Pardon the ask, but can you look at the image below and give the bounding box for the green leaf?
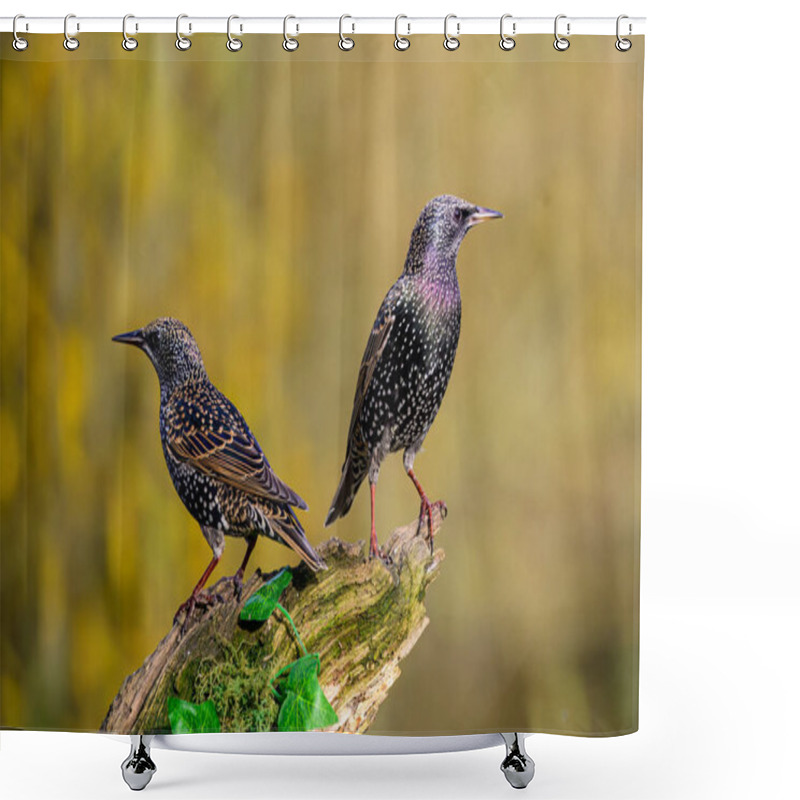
[239,569,293,622]
[276,653,338,732]
[167,697,221,734]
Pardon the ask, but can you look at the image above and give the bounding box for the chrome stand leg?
[500,733,535,789]
[121,735,156,791]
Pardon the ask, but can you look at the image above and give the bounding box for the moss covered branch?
[100,507,446,734]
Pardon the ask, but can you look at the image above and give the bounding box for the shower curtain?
[0,31,643,737]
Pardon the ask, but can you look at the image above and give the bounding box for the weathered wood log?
[100,506,446,734]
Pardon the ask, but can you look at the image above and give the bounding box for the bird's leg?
[173,553,221,629]
[369,480,379,559]
[232,537,257,600]
[405,466,446,553]
[366,480,393,566]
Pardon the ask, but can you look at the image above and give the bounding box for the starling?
[113,317,325,624]
[325,195,502,558]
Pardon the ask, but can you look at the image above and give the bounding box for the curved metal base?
[145,731,502,756]
[500,733,535,789]
[116,731,533,789]
[121,735,157,791]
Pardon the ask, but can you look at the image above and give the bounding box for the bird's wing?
[325,283,402,525]
[345,292,397,447]
[164,384,308,510]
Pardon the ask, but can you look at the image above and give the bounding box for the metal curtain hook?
[283,15,299,51]
[499,14,515,51]
[339,14,354,50]
[227,15,243,51]
[443,14,460,51]
[176,14,191,51]
[122,14,138,51]
[394,14,410,50]
[12,14,29,51]
[553,14,570,51]
[615,14,632,51]
[63,13,79,51]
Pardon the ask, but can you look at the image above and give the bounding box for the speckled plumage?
[113,317,324,622]
[325,195,502,556]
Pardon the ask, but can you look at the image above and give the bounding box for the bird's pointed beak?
[467,206,503,227]
[112,329,145,347]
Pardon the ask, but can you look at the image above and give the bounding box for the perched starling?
[113,317,324,624]
[325,195,502,558]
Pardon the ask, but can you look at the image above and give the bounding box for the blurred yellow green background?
[1,34,642,735]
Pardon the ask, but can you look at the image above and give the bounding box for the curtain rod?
[1,16,646,37]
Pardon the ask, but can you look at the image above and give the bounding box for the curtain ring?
[443,14,460,51]
[394,14,410,51]
[122,14,138,51]
[339,14,355,50]
[615,14,632,51]
[499,14,515,51]
[553,14,570,51]
[227,15,243,51]
[63,13,80,51]
[176,14,191,51]
[12,14,29,51]
[283,15,299,51]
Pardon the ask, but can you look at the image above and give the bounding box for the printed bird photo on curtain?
[0,33,643,737]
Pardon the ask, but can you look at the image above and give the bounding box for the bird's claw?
[173,590,222,632]
[214,572,245,601]
[416,499,446,547]
[368,544,393,567]
[174,601,194,633]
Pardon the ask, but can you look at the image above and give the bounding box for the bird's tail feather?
[324,456,365,527]
[271,506,327,572]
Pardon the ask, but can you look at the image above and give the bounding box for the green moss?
[177,639,282,732]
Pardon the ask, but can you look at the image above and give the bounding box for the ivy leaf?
[276,654,338,732]
[240,569,292,622]
[167,697,220,734]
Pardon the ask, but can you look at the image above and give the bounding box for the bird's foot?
[173,590,223,632]
[368,542,394,567]
[416,498,447,551]
[216,571,245,601]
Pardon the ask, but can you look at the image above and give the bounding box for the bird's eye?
[453,208,465,223]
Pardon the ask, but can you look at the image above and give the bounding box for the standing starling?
[113,317,324,624]
[325,195,502,558]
